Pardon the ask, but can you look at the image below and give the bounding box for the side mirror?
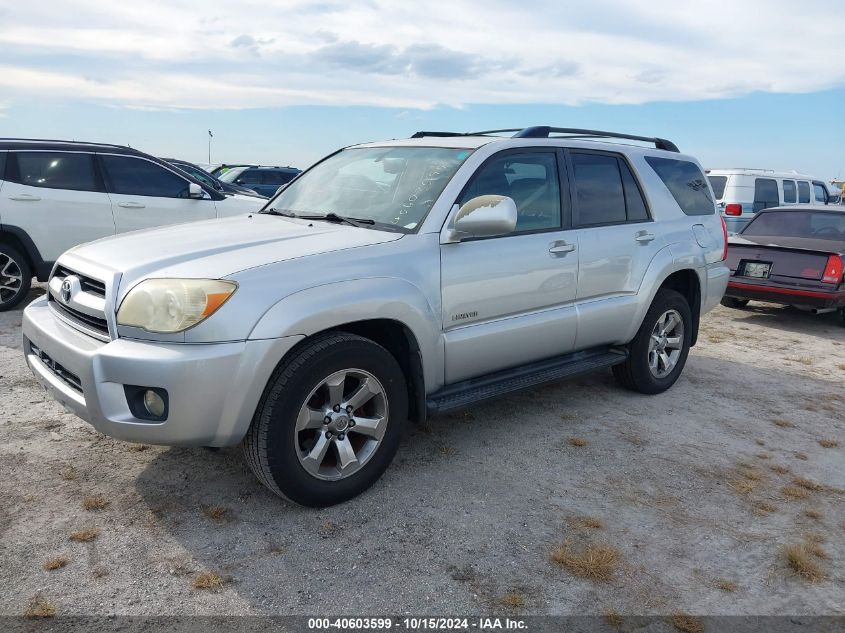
[446,195,517,242]
[188,183,205,199]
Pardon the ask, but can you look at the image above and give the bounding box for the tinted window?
[237,169,263,185]
[708,175,727,199]
[753,178,779,213]
[173,162,218,189]
[645,157,714,216]
[797,181,811,203]
[15,152,97,192]
[743,210,845,241]
[813,182,828,203]
[783,180,797,204]
[263,170,296,185]
[0,152,6,180]
[572,152,626,225]
[101,155,190,198]
[619,160,649,221]
[460,152,561,232]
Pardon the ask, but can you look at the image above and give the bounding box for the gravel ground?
[1,286,843,617]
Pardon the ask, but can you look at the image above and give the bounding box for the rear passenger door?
[99,154,218,233]
[440,148,579,383]
[1,151,115,262]
[567,150,660,350]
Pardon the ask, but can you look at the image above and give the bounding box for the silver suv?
[22,127,729,506]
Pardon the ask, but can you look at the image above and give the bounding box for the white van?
[706,168,834,233]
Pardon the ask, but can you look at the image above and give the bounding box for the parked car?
[707,168,833,234]
[0,139,267,310]
[217,165,301,197]
[21,126,728,506]
[722,205,845,322]
[162,158,267,199]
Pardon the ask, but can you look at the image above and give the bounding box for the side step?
[426,347,628,416]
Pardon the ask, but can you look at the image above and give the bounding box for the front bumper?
[726,280,845,309]
[22,296,303,446]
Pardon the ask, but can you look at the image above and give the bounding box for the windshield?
[742,210,845,241]
[265,146,473,231]
[218,167,248,184]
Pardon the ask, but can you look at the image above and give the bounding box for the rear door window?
[14,151,98,192]
[262,170,296,186]
[753,178,779,212]
[797,181,811,203]
[237,169,263,185]
[782,180,797,204]
[0,152,6,180]
[645,156,714,216]
[571,152,626,225]
[707,175,727,199]
[101,155,190,198]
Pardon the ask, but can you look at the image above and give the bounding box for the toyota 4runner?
[22,127,729,506]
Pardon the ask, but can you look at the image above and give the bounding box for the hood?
[63,214,404,284]
[729,234,845,254]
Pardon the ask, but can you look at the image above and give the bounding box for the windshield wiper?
[261,209,406,231]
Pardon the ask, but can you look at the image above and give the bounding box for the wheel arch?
[657,269,702,346]
[0,225,51,280]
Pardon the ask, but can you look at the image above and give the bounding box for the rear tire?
[613,289,692,395]
[720,297,749,309]
[0,244,32,312]
[243,332,407,507]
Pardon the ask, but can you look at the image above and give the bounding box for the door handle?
[9,194,41,202]
[548,241,576,255]
[635,232,656,243]
[118,201,145,209]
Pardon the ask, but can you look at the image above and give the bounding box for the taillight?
[720,215,728,261]
[821,255,844,284]
[724,204,742,216]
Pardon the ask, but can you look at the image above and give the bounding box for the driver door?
[440,149,579,383]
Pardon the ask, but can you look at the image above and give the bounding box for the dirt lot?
[1,286,843,617]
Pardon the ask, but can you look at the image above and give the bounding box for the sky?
[1,0,843,178]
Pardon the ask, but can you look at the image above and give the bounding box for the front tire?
[243,332,407,507]
[613,289,692,394]
[720,296,749,309]
[0,244,32,312]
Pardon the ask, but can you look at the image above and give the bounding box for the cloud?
[0,0,843,110]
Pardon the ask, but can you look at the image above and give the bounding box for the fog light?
[143,390,166,418]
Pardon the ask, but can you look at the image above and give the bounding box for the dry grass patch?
[573,516,604,530]
[837,363,845,371]
[127,443,149,452]
[752,501,777,516]
[755,452,770,460]
[728,479,757,495]
[772,419,795,428]
[715,578,737,592]
[818,438,839,448]
[82,494,110,511]
[192,571,226,590]
[24,594,55,619]
[782,485,810,500]
[671,613,704,633]
[804,509,823,520]
[499,591,525,609]
[69,527,99,542]
[793,478,824,492]
[202,505,229,521]
[794,452,808,461]
[59,465,77,481]
[550,541,620,582]
[92,566,110,578]
[804,531,826,544]
[770,464,790,475]
[787,356,813,366]
[783,544,825,582]
[603,609,623,627]
[43,556,68,571]
[568,437,587,447]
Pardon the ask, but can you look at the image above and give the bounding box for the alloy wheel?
[648,309,684,378]
[0,253,23,305]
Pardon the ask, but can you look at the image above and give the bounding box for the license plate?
[742,261,771,278]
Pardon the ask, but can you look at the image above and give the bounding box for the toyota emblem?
[60,279,72,303]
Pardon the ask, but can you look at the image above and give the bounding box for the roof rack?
[410,126,679,152]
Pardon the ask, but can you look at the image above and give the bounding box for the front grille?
[54,266,106,298]
[50,300,110,337]
[49,266,110,339]
[30,343,83,393]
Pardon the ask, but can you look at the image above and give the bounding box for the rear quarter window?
[753,178,780,212]
[645,157,715,216]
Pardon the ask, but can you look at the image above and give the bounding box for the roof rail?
[411,127,679,152]
[0,137,135,151]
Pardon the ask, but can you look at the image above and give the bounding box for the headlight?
[116,279,237,333]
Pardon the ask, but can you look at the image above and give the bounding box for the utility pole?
[208,129,213,164]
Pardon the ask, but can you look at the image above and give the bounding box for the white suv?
[0,139,267,310]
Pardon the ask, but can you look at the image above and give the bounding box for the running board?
[426,347,628,416]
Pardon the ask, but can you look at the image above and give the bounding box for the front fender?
[248,277,444,390]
